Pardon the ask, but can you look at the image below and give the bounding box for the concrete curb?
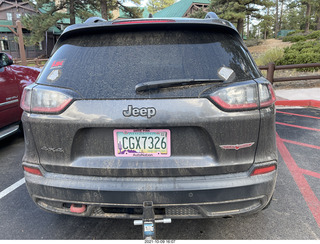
[275,100,320,108]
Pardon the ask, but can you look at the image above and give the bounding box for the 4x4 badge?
[123,105,156,119]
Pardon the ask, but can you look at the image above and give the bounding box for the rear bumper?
[23,161,277,219]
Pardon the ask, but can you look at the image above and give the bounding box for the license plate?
[114,129,171,157]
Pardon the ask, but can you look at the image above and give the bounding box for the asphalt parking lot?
[0,107,319,240]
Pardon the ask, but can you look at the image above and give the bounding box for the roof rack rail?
[205,12,219,19]
[84,17,107,24]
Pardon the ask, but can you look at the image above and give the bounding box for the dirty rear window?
[38,29,260,99]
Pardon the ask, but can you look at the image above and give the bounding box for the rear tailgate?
[28,22,262,177]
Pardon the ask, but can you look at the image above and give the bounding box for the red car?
[0,52,40,139]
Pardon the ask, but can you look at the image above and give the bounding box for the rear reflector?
[112,20,176,25]
[250,165,276,176]
[23,166,43,176]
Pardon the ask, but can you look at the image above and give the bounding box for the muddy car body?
[21,15,277,220]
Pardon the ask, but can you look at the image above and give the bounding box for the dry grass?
[248,39,320,89]
[248,39,292,60]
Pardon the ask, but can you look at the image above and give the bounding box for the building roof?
[48,25,63,35]
[153,0,210,18]
[0,20,14,33]
[58,16,84,25]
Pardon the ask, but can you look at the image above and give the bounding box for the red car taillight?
[20,86,32,112]
[210,82,276,111]
[21,86,73,114]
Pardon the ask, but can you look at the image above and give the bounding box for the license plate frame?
[113,129,171,157]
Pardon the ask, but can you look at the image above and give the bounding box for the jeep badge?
[123,105,156,119]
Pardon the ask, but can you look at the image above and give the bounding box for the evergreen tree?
[93,0,142,20]
[209,0,274,36]
[259,7,274,39]
[188,8,207,19]
[147,0,176,14]
[22,0,142,46]
[315,1,320,30]
[22,1,67,46]
[302,0,312,32]
[281,1,304,30]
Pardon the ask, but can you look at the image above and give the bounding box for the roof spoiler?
[205,12,238,32]
[205,12,219,19]
[84,17,106,24]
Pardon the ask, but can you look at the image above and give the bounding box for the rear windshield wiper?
[135,78,224,92]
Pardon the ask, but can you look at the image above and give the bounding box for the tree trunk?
[247,15,250,39]
[237,18,244,37]
[100,0,108,20]
[70,0,75,25]
[264,7,270,40]
[305,2,311,33]
[279,0,284,31]
[275,0,279,38]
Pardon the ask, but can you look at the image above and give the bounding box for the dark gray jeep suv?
[21,14,277,226]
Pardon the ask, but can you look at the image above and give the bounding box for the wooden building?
[153,0,209,18]
[0,0,59,59]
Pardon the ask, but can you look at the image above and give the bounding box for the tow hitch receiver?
[134,201,171,240]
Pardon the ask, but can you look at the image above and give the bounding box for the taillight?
[21,85,74,114]
[112,20,176,25]
[210,83,259,111]
[250,165,276,176]
[259,83,276,108]
[209,82,276,111]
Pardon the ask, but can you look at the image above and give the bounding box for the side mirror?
[0,52,14,68]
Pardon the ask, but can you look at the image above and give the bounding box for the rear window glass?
[38,29,260,99]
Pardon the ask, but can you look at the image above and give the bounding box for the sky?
[122,0,149,7]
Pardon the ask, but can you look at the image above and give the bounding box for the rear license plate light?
[114,129,171,157]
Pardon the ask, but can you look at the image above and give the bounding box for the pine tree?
[209,0,274,36]
[147,0,176,14]
[22,0,143,46]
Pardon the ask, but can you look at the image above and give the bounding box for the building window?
[1,40,10,51]
[16,13,21,19]
[7,13,12,20]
